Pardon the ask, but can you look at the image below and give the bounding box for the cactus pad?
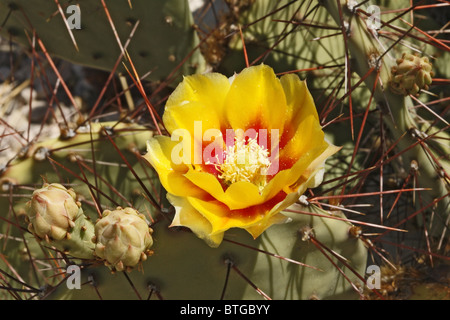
[0,0,206,83]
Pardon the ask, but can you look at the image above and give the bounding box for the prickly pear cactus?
[0,112,368,300]
[0,121,156,299]
[1,0,448,302]
[227,0,448,237]
[0,0,206,83]
[44,203,367,300]
[1,143,368,300]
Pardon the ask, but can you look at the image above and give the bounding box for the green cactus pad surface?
[0,121,157,299]
[45,203,368,300]
[0,0,206,84]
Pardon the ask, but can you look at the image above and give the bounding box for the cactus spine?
[322,1,449,236]
[0,0,206,83]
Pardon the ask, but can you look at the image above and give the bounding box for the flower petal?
[163,72,231,135]
[186,191,288,237]
[260,144,328,203]
[280,74,319,140]
[244,212,290,239]
[183,169,265,210]
[261,132,339,202]
[286,143,342,193]
[224,64,287,132]
[144,136,205,198]
[279,115,327,171]
[167,193,223,247]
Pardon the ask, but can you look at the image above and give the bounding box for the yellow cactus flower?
[144,64,340,247]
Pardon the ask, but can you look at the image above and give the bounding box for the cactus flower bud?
[27,183,81,241]
[93,207,153,272]
[390,53,434,96]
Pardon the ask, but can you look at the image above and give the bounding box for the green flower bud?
[27,183,81,241]
[93,207,153,272]
[390,53,434,96]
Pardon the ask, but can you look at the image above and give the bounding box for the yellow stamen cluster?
[217,134,271,191]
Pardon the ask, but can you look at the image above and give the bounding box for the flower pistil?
[217,133,271,193]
